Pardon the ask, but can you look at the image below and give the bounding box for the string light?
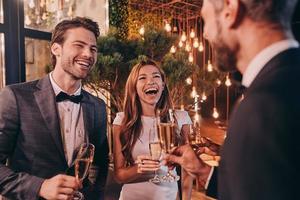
[181,32,187,42]
[212,88,219,119]
[216,79,222,86]
[201,92,207,101]
[213,107,219,119]
[165,22,172,32]
[186,77,192,85]
[178,41,183,48]
[190,29,196,38]
[170,45,176,53]
[139,25,145,35]
[191,86,197,98]
[188,53,194,63]
[185,43,191,52]
[207,60,213,72]
[29,0,35,8]
[193,38,199,48]
[25,15,32,25]
[67,6,73,17]
[225,75,232,87]
[198,42,204,52]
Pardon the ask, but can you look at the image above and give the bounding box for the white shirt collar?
[49,72,82,96]
[242,39,299,87]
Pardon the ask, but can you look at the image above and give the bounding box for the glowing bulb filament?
[225,76,232,87]
[139,26,145,35]
[207,60,213,72]
[198,42,204,52]
[213,108,219,119]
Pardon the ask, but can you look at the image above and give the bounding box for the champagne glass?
[157,109,180,182]
[188,120,205,151]
[73,143,95,200]
[149,127,162,183]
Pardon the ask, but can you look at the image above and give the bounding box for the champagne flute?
[157,109,180,182]
[188,121,205,151]
[149,127,162,183]
[73,143,95,200]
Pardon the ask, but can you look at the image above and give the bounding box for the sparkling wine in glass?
[73,143,95,200]
[157,109,180,182]
[149,141,162,183]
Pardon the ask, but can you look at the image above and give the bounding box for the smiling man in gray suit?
[0,17,109,200]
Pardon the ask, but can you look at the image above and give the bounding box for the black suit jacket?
[0,75,109,200]
[215,48,300,199]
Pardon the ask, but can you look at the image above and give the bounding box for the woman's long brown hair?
[120,59,173,166]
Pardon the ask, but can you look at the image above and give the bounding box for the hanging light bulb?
[185,43,191,52]
[164,22,172,32]
[216,79,222,86]
[198,42,204,52]
[40,0,45,7]
[181,32,187,42]
[67,6,73,17]
[178,41,183,48]
[191,86,197,98]
[190,29,196,38]
[186,77,192,85]
[212,107,219,119]
[170,45,176,54]
[173,26,178,32]
[201,92,207,101]
[188,53,194,63]
[193,38,199,48]
[42,12,47,20]
[36,16,42,25]
[25,15,32,25]
[139,25,145,35]
[207,60,213,72]
[29,0,35,8]
[225,75,232,87]
[56,10,63,21]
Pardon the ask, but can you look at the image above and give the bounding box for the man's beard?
[211,20,238,72]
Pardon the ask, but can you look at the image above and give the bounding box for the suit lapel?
[34,75,67,163]
[81,92,95,143]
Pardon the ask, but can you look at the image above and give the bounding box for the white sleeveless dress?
[113,110,192,200]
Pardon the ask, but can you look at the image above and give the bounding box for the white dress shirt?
[49,73,85,166]
[242,39,299,87]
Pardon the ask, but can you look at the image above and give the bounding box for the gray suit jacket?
[0,75,109,200]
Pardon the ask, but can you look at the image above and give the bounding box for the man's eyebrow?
[73,40,97,48]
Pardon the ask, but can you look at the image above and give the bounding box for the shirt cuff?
[205,166,214,190]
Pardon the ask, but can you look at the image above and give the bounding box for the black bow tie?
[56,91,83,104]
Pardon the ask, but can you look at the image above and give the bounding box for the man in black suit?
[166,0,300,199]
[0,17,109,199]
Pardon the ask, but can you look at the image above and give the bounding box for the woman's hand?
[135,155,160,174]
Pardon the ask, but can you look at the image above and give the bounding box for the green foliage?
[161,50,195,106]
[128,7,167,39]
[136,25,177,61]
[109,0,129,40]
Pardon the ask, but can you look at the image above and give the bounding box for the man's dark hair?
[210,0,298,29]
[50,17,100,66]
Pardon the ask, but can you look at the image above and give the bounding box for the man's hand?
[196,137,220,156]
[164,144,211,178]
[39,174,81,200]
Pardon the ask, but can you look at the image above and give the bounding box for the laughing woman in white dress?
[113,59,193,200]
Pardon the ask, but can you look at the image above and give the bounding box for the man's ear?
[51,43,61,57]
[222,0,242,28]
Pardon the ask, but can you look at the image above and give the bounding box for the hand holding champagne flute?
[73,143,95,200]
